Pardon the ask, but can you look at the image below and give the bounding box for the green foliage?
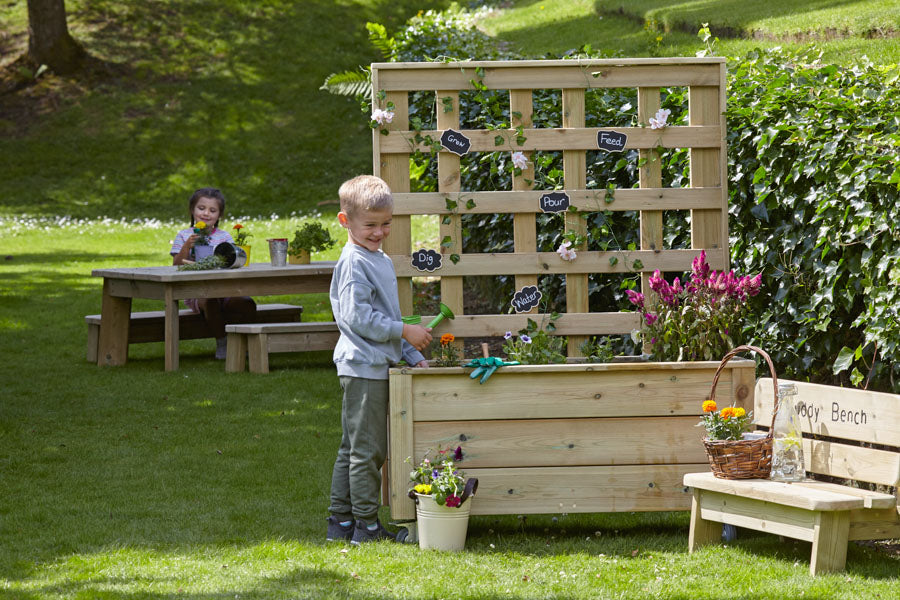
[502,316,567,365]
[580,336,617,363]
[289,221,337,254]
[177,254,226,270]
[319,68,372,97]
[726,47,900,390]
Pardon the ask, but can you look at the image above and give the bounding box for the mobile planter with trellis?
[373,58,756,520]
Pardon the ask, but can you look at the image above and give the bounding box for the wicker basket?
[702,345,779,479]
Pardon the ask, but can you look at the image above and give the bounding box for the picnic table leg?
[809,511,850,575]
[97,279,131,366]
[164,289,180,371]
[688,489,721,552]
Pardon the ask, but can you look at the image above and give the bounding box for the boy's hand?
[402,323,432,351]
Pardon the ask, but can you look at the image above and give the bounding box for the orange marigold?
[720,406,736,420]
[702,400,717,413]
[440,333,455,346]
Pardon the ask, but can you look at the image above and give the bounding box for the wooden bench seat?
[86,303,303,362]
[225,321,339,373]
[685,378,900,575]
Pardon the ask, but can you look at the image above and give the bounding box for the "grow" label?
[441,129,471,156]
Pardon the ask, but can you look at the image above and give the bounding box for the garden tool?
[402,302,456,328]
[462,356,519,384]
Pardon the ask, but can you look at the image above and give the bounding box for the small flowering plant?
[699,399,753,441]
[626,250,762,361]
[193,221,212,245]
[432,333,461,367]
[232,223,251,246]
[502,316,567,365]
[408,447,468,507]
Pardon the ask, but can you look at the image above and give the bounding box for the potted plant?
[231,223,252,264]
[288,221,336,264]
[407,447,477,551]
[191,221,215,260]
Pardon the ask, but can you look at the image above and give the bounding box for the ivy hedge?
[342,7,900,391]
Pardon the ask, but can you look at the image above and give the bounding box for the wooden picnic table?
[92,262,336,371]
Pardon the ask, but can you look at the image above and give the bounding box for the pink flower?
[445,495,462,508]
[625,289,644,307]
[556,240,577,261]
[649,108,671,129]
[511,151,528,170]
[645,313,658,326]
[371,108,394,125]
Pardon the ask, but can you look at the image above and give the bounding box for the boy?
[326,175,432,544]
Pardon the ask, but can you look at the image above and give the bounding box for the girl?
[171,187,257,359]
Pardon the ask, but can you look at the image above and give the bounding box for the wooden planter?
[388,358,756,520]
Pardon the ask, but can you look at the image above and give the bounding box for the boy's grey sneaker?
[326,516,354,542]
[350,519,396,544]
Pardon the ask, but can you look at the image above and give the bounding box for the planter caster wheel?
[722,524,737,542]
[391,520,417,544]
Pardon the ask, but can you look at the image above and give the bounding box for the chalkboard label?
[411,248,442,272]
[511,285,542,313]
[440,129,471,156]
[597,130,627,153]
[539,191,570,213]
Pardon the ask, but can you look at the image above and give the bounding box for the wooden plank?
[389,371,416,520]
[247,333,269,374]
[753,378,900,447]
[638,86,663,316]
[391,248,728,277]
[790,479,896,510]
[392,187,724,215]
[848,507,900,541]
[414,416,708,468]
[379,91,413,315]
[411,369,733,420]
[225,332,247,373]
[406,312,640,337]
[689,488,723,551]
[380,126,722,153]
[810,511,850,575]
[436,90,464,350]
[463,464,699,514]
[266,332,340,353]
[695,489,818,542]
[802,438,900,487]
[97,280,132,366]
[730,357,756,414]
[689,85,727,258]
[511,89,538,312]
[563,88,588,356]
[373,60,725,91]
[227,322,338,335]
[163,289,179,372]
[684,472,865,511]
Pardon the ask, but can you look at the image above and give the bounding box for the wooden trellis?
[372,58,728,355]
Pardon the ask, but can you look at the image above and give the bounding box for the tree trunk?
[27,0,85,74]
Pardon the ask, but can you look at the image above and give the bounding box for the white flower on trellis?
[556,240,577,261]
[511,151,528,170]
[649,108,671,130]
[371,108,394,126]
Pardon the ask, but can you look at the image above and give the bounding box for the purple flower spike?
[454,446,463,461]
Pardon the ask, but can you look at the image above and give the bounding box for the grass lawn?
[1,0,899,597]
[479,0,900,64]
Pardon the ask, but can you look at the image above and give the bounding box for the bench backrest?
[753,378,900,489]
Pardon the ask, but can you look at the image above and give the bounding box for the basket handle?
[708,345,779,434]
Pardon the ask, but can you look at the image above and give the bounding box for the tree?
[27,0,85,74]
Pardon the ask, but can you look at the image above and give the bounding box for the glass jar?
[770,382,805,482]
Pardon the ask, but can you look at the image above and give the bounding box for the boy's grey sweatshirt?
[330,243,425,380]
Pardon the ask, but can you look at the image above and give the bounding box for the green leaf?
[832,346,855,374]
[440,236,453,248]
[449,253,460,264]
[319,69,371,97]
[752,165,767,184]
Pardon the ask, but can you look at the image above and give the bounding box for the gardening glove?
[462,356,519,384]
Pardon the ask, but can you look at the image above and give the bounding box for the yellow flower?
[733,407,746,418]
[702,400,717,413]
[720,406,736,420]
[414,483,432,494]
[195,221,207,230]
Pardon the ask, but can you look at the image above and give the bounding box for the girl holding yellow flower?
[170,187,257,359]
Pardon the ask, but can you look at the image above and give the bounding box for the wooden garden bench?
[85,303,302,362]
[684,378,900,575]
[224,321,339,373]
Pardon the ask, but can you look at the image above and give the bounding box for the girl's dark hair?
[188,187,226,227]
